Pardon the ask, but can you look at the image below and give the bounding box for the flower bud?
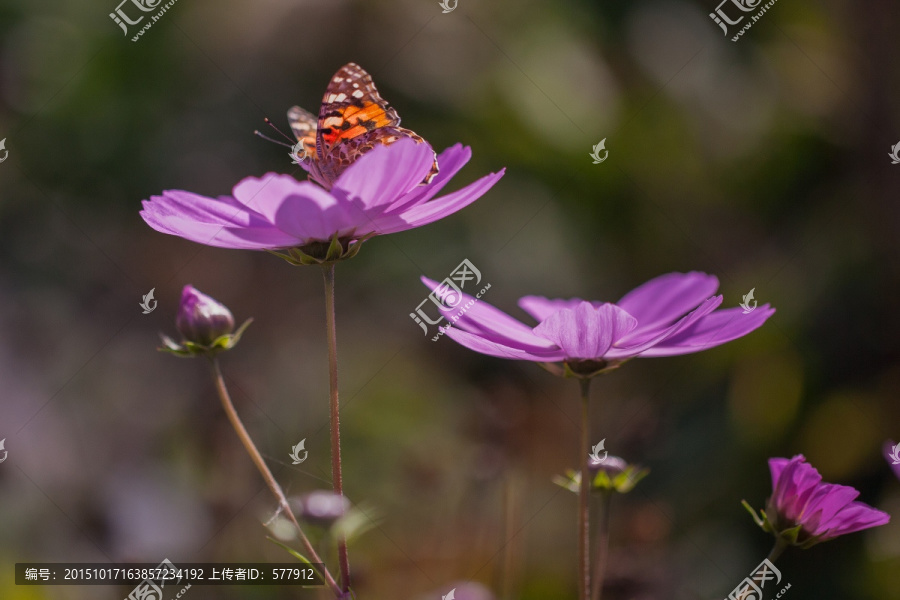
[588,455,628,475]
[290,491,350,527]
[176,285,235,346]
[554,455,648,495]
[160,285,251,358]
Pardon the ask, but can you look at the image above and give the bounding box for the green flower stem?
[590,490,612,600]
[767,537,789,563]
[578,378,592,600]
[322,263,351,593]
[210,358,342,597]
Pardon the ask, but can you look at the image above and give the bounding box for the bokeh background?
[1,0,899,598]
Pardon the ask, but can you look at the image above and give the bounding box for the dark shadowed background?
[1,0,899,598]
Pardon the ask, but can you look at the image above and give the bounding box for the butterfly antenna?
[268,117,298,144]
[253,128,293,148]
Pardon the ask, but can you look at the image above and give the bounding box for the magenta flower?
[423,271,773,376]
[744,455,890,549]
[141,139,504,263]
[885,440,900,480]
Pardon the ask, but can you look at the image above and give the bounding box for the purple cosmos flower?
[140,139,504,262]
[422,271,773,376]
[746,454,890,548]
[885,440,900,480]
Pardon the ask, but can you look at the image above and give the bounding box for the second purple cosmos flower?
[424,271,774,374]
[423,270,774,600]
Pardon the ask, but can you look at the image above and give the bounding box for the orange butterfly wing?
[314,63,438,183]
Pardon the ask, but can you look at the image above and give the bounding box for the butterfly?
[285,63,439,188]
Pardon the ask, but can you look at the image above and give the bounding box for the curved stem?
[578,378,592,600]
[766,537,789,563]
[322,264,351,593]
[209,358,342,597]
[590,491,611,600]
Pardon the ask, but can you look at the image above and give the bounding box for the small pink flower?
[746,454,890,548]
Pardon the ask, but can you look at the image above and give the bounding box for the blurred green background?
[1,0,899,598]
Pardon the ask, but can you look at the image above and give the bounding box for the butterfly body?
[288,63,438,188]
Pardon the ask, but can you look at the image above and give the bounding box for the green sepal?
[266,249,306,266]
[267,232,376,267]
[742,502,813,548]
[781,524,805,546]
[157,318,253,358]
[331,504,381,545]
[553,465,648,494]
[606,466,649,493]
[741,500,767,529]
[552,470,579,493]
[324,233,344,262]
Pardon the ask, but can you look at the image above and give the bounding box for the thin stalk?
[590,490,612,600]
[322,263,351,593]
[210,358,341,597]
[766,537,789,563]
[500,475,521,600]
[578,378,592,600]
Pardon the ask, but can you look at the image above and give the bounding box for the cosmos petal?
[617,271,720,331]
[370,169,505,235]
[533,302,637,360]
[332,139,435,211]
[420,277,557,351]
[444,328,567,362]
